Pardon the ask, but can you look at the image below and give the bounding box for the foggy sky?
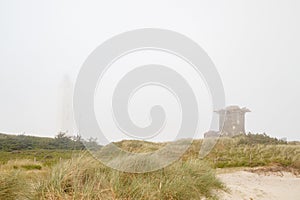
[0,0,299,141]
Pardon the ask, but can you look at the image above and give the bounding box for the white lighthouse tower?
[57,75,75,134]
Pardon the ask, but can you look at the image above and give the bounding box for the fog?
[0,0,299,141]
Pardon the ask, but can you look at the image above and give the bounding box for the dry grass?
[0,160,49,200]
[0,159,42,171]
[113,138,300,170]
[0,136,299,200]
[205,139,300,170]
[0,170,25,200]
[33,153,224,200]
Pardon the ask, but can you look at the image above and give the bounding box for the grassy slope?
[0,135,299,200]
[34,155,224,200]
[0,150,79,166]
[115,136,300,170]
[0,154,225,200]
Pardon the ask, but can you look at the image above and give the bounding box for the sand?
[217,170,300,200]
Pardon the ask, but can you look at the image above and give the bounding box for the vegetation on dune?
[33,154,224,200]
[0,154,225,200]
[0,133,299,199]
[0,159,50,200]
[182,135,298,170]
[236,133,288,145]
[208,141,300,169]
[0,170,25,200]
[206,134,299,169]
[114,134,300,171]
[0,149,78,166]
[113,140,166,153]
[0,132,101,152]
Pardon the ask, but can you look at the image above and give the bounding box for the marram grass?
[33,154,225,200]
[1,135,299,200]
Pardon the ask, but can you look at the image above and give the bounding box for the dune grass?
[204,137,300,169]
[115,137,300,170]
[0,159,50,200]
[0,134,299,199]
[0,159,42,171]
[0,152,225,200]
[0,170,25,200]
[33,154,224,200]
[0,150,77,166]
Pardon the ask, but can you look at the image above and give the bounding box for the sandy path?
[217,170,300,200]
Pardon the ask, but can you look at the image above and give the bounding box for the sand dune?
[217,170,300,200]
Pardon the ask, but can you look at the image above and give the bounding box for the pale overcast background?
[0,0,299,141]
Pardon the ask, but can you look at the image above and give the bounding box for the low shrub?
[21,164,42,170]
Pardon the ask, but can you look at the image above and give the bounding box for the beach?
[217,169,300,200]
